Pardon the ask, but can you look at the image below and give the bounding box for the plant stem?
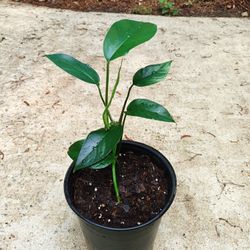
[98,85,106,107]
[122,113,127,128]
[112,145,121,203]
[102,59,123,124]
[108,59,123,108]
[119,84,133,124]
[104,61,110,129]
[98,85,113,122]
[105,61,110,105]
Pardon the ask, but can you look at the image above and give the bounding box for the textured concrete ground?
[0,1,250,249]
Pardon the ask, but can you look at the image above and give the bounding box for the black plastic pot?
[64,140,177,250]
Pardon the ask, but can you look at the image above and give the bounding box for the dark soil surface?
[15,0,249,17]
[72,149,169,228]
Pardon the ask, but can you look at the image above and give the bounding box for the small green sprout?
[159,0,180,16]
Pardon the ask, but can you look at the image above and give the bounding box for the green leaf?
[172,9,179,16]
[126,99,175,122]
[67,139,84,160]
[74,125,123,172]
[103,19,157,61]
[133,61,172,87]
[45,53,100,85]
[90,153,114,170]
[167,2,173,8]
[68,140,114,170]
[162,8,169,15]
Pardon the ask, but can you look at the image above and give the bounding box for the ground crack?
[184,153,202,162]
[0,37,6,43]
[0,150,4,160]
[219,218,244,232]
[216,173,245,197]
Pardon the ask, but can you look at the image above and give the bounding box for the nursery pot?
[64,140,177,250]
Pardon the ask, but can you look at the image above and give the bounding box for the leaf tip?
[163,60,172,67]
[170,116,176,123]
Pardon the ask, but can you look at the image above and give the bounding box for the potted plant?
[46,19,176,250]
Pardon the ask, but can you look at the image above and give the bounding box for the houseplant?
[46,19,176,250]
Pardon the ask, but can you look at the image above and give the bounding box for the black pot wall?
[79,218,160,250]
[64,140,177,250]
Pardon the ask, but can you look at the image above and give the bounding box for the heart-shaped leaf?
[74,125,123,172]
[46,53,100,85]
[67,139,84,160]
[126,99,175,122]
[133,61,172,87]
[103,19,157,61]
[90,153,114,170]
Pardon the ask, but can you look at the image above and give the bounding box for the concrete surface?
[0,1,250,249]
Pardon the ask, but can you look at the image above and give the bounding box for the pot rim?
[64,140,177,232]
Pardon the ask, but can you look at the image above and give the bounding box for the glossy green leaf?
[90,153,114,170]
[68,140,114,170]
[133,61,172,87]
[126,99,175,122]
[74,125,123,172]
[45,53,100,85]
[67,139,84,160]
[103,19,157,61]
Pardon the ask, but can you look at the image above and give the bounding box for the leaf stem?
[103,61,110,128]
[102,59,123,124]
[108,59,123,108]
[122,113,127,128]
[105,61,110,105]
[98,85,113,122]
[112,145,121,203]
[98,85,106,106]
[119,84,133,124]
